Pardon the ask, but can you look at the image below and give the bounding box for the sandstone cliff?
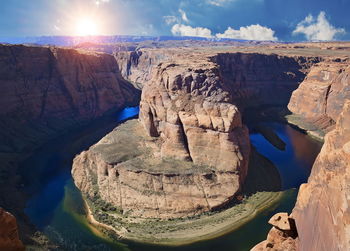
[0,44,140,246]
[73,120,249,218]
[0,44,140,153]
[0,208,25,251]
[292,100,350,251]
[114,49,170,88]
[288,58,350,132]
[212,53,319,108]
[253,55,350,251]
[73,53,252,218]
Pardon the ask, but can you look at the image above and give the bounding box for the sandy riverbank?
[83,191,283,246]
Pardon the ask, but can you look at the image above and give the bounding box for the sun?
[75,17,99,36]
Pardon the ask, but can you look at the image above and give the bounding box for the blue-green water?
[23,108,322,251]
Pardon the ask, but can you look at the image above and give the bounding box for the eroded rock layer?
[139,58,250,173]
[114,49,171,88]
[73,120,247,218]
[292,101,350,251]
[0,208,24,251]
[213,53,319,107]
[288,58,350,132]
[0,44,140,153]
[253,54,350,251]
[0,44,140,246]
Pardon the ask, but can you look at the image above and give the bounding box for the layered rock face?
[292,100,350,251]
[0,44,140,245]
[288,59,350,131]
[73,54,251,218]
[139,58,251,183]
[0,208,24,251]
[0,44,139,153]
[114,49,170,88]
[212,53,319,108]
[254,56,350,251]
[73,120,247,218]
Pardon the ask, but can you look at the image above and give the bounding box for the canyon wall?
[114,49,170,88]
[288,58,350,131]
[253,57,350,251]
[0,44,140,153]
[292,100,350,251]
[0,44,140,245]
[212,53,319,108]
[290,61,350,251]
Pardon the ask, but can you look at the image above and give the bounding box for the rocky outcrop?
[292,100,350,251]
[251,213,298,251]
[0,208,25,251]
[73,120,249,218]
[73,54,252,218]
[288,58,350,132]
[139,57,251,190]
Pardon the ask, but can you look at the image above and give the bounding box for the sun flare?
[75,17,99,36]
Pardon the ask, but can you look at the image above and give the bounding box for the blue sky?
[0,0,349,41]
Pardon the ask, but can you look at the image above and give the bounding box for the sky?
[0,0,349,42]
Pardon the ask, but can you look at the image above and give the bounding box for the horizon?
[1,0,349,42]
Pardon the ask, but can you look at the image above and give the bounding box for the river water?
[23,107,322,251]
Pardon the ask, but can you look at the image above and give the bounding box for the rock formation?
[0,208,25,251]
[73,120,250,218]
[1,41,349,248]
[251,213,298,251]
[292,100,350,251]
[73,52,253,218]
[114,49,170,88]
[72,50,321,220]
[0,44,140,153]
[253,53,350,251]
[0,44,140,247]
[288,58,350,132]
[212,53,318,108]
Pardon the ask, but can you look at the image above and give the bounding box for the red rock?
[0,208,24,251]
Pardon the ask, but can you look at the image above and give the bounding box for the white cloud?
[293,11,345,41]
[179,9,189,23]
[163,16,178,25]
[95,0,110,5]
[171,22,278,41]
[216,24,278,41]
[171,24,212,38]
[206,0,233,6]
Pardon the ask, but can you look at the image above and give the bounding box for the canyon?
[0,44,140,247]
[0,41,349,250]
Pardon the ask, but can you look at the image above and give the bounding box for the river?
[22,107,322,251]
